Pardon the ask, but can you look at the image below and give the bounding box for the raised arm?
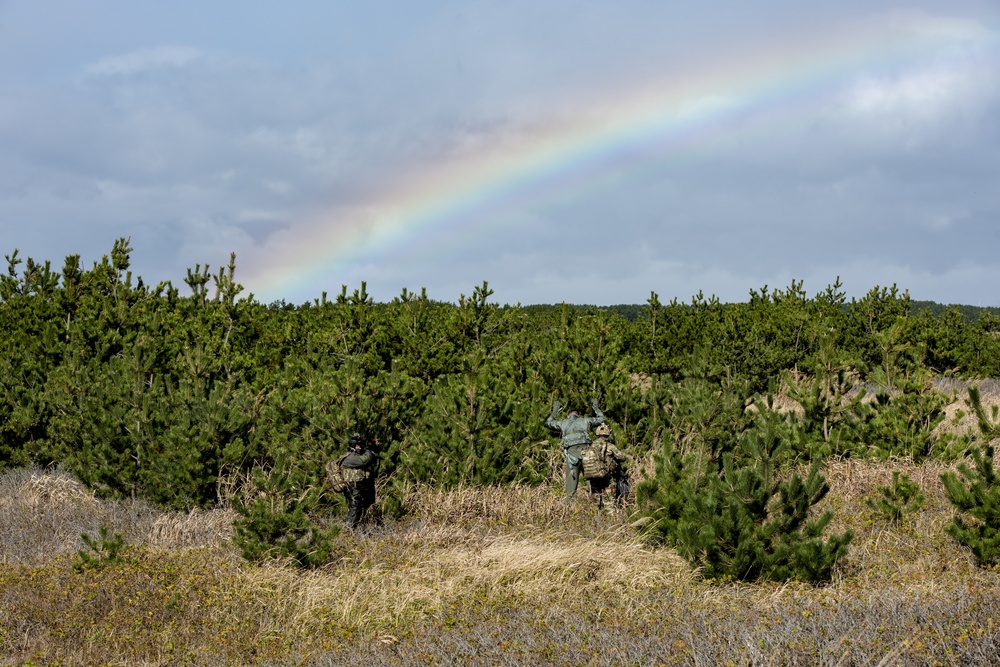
[587,398,607,426]
[545,400,563,431]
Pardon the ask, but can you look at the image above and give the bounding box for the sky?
[2,1,999,307]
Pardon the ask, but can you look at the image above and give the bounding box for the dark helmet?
[348,433,364,449]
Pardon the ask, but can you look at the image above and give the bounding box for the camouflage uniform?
[545,399,606,497]
[587,423,628,502]
[341,433,378,528]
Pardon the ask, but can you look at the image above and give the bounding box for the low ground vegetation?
[2,462,999,666]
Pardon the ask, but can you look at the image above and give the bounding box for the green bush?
[866,471,925,524]
[941,386,1000,567]
[231,451,338,568]
[637,399,852,582]
[72,524,129,572]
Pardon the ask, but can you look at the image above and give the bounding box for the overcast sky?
[2,1,998,306]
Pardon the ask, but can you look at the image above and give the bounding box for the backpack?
[580,443,611,480]
[325,454,350,492]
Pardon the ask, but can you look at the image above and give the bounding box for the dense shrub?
[637,402,853,582]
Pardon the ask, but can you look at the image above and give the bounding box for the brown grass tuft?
[148,507,237,550]
[15,468,100,509]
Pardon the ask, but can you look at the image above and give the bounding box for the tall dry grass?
[0,466,236,563]
[1,461,999,666]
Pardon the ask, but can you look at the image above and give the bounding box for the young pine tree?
[866,471,925,525]
[637,403,852,582]
[940,386,1000,567]
[231,450,337,568]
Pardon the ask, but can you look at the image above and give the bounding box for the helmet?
[348,433,364,448]
[595,424,611,436]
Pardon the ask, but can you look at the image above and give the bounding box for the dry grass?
[148,508,236,550]
[0,467,165,565]
[241,521,690,633]
[824,458,979,581]
[1,462,999,666]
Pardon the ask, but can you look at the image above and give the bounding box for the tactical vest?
[341,466,372,483]
[326,454,373,491]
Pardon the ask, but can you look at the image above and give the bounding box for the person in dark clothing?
[545,398,606,499]
[341,433,378,529]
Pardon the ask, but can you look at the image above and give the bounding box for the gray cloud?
[1,1,999,305]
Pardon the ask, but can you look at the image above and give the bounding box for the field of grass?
[1,459,999,666]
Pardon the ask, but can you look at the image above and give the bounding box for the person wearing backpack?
[340,433,379,529]
[586,422,629,507]
[545,398,607,501]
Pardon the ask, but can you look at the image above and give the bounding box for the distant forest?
[524,299,1000,323]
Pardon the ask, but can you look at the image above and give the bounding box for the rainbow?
[246,12,997,302]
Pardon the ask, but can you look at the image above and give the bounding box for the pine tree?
[940,386,1000,567]
[637,402,852,582]
[783,312,866,459]
[401,338,545,488]
[857,366,961,461]
[231,450,337,568]
[866,471,924,525]
[715,282,811,393]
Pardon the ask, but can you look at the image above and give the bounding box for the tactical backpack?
[325,454,350,492]
[580,443,611,480]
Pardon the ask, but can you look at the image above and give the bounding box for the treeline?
[910,300,1000,323]
[3,239,1000,577]
[527,300,1000,325]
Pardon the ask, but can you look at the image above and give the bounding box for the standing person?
[587,423,629,506]
[341,433,378,529]
[545,398,606,500]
